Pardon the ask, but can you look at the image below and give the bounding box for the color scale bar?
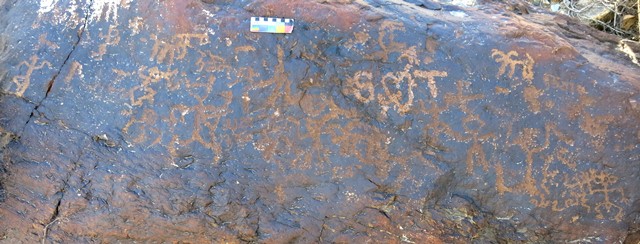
[250,17,294,34]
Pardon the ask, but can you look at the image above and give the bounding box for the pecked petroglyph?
[414,69,448,99]
[116,28,633,226]
[545,168,628,222]
[36,34,60,50]
[63,61,83,88]
[6,55,51,97]
[92,25,121,60]
[523,85,543,113]
[343,64,447,114]
[492,49,535,81]
[8,4,636,241]
[344,71,375,104]
[128,17,144,36]
[374,20,407,62]
[150,33,210,65]
[378,65,417,114]
[195,50,231,74]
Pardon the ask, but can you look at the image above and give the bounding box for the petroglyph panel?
[1,0,639,242]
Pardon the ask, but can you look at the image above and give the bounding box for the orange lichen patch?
[246,0,363,31]
[523,85,542,114]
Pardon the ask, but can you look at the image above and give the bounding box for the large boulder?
[0,0,639,242]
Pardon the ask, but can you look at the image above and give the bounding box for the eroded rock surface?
[0,0,639,242]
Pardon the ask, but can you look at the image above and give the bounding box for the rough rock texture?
[0,0,639,243]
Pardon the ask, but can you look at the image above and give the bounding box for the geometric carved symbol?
[345,71,375,103]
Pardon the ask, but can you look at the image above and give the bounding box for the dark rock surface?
[0,0,639,242]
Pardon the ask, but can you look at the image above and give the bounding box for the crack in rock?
[21,0,94,137]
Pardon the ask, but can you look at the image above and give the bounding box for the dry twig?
[42,218,69,244]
